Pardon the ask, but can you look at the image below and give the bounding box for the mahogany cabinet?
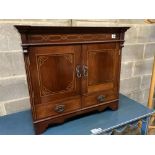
[16,26,129,134]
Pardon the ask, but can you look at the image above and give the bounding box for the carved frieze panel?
[28,33,120,44]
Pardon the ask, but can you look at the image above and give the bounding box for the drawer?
[36,98,81,119]
[82,91,118,108]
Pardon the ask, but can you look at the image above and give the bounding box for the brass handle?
[76,65,82,78]
[82,65,88,77]
[97,95,105,103]
[55,104,65,113]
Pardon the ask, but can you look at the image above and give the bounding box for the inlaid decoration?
[41,86,53,96]
[38,56,49,66]
[88,50,114,85]
[37,54,74,97]
[28,33,119,44]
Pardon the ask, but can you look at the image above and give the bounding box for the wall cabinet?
[16,26,129,134]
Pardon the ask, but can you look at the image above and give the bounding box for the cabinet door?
[27,45,81,105]
[82,43,120,96]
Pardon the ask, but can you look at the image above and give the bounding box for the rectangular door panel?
[82,43,120,95]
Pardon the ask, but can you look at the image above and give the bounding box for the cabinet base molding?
[34,100,118,134]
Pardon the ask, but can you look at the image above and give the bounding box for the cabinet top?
[15,26,130,34]
[15,26,130,48]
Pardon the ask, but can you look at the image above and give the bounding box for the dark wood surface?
[16,26,129,134]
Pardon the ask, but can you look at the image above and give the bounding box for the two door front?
[27,43,120,119]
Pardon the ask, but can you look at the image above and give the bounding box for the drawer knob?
[97,95,105,103]
[55,104,65,113]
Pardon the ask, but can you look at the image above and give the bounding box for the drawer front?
[82,91,118,108]
[36,98,81,119]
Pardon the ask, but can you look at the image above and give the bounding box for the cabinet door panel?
[82,43,120,95]
[28,45,81,104]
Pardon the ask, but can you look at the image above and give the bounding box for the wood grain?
[16,26,129,134]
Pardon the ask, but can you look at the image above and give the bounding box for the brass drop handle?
[97,95,105,103]
[55,104,65,113]
[76,65,88,78]
[76,65,82,78]
[82,65,88,77]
